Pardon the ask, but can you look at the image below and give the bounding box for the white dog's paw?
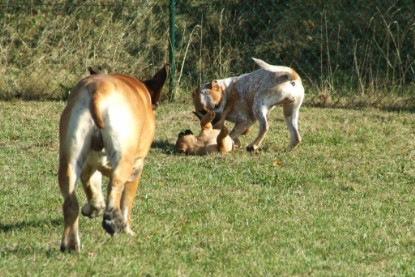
[246,144,259,152]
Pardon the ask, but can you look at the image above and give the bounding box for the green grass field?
[0,100,414,276]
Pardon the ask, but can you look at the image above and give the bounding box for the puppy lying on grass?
[175,110,235,155]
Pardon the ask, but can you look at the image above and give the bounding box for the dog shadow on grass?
[0,218,61,234]
[1,219,62,256]
[151,139,176,155]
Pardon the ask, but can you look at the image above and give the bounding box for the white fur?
[196,58,304,151]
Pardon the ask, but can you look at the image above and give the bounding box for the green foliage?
[0,1,169,100]
[174,0,414,98]
[0,1,414,108]
[1,101,414,275]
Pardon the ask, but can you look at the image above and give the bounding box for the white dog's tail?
[252,57,300,80]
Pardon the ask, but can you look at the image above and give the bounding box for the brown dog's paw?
[60,241,80,253]
[60,232,81,253]
[102,208,125,236]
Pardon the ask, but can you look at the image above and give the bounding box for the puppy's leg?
[283,98,302,150]
[200,110,215,131]
[58,160,81,252]
[247,104,270,151]
[80,165,105,218]
[217,126,230,153]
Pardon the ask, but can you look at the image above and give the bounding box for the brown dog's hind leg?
[120,159,144,235]
[58,162,81,252]
[120,179,140,235]
[102,156,138,236]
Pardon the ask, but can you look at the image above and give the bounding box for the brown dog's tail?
[88,91,105,151]
[89,92,105,129]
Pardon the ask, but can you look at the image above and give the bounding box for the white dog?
[192,58,304,151]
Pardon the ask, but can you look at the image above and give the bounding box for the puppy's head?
[175,129,197,155]
[192,80,224,125]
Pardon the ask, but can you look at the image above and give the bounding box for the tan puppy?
[193,57,304,151]
[58,64,169,252]
[175,111,234,155]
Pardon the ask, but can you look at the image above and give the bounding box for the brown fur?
[175,111,234,155]
[58,64,169,252]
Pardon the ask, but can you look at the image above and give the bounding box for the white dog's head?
[192,80,225,125]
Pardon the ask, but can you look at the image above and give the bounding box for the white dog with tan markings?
[193,58,304,151]
[58,64,169,252]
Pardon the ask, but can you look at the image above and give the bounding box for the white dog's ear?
[211,80,220,91]
[209,80,222,105]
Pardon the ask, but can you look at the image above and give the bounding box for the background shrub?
[0,0,414,109]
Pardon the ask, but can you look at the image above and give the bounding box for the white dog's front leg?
[247,105,269,151]
[229,120,253,148]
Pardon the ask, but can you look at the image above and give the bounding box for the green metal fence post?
[169,0,175,102]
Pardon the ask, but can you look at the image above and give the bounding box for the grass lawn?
[0,100,414,276]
